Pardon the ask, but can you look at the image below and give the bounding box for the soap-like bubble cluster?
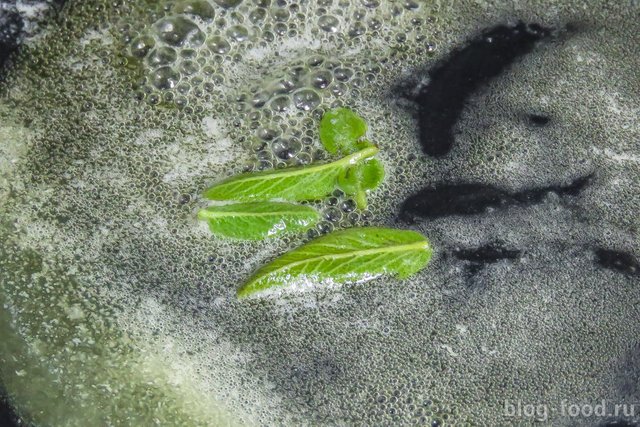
[125,0,432,172]
[0,0,638,426]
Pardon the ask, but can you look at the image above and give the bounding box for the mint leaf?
[359,158,385,190]
[319,108,368,155]
[237,227,432,299]
[198,202,320,240]
[337,158,385,209]
[203,146,378,202]
[336,165,359,196]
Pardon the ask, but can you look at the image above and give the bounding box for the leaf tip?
[196,208,209,221]
[236,280,253,299]
[202,186,219,200]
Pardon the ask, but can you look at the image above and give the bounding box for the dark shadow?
[400,174,592,221]
[411,22,551,157]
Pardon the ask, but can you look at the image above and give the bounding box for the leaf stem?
[220,145,378,183]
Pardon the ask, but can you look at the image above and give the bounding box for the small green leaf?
[319,108,368,155]
[198,202,320,240]
[337,158,385,209]
[237,227,432,299]
[359,158,385,190]
[203,145,378,202]
[336,165,359,196]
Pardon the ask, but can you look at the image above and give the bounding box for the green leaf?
[336,166,359,196]
[203,146,379,202]
[337,158,385,210]
[237,227,432,299]
[359,158,385,190]
[198,202,320,240]
[319,108,368,155]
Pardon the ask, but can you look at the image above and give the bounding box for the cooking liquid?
[0,1,638,425]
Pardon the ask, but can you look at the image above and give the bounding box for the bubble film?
[0,1,638,425]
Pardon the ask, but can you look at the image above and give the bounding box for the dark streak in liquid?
[0,392,19,427]
[454,243,521,277]
[595,248,640,276]
[528,114,551,126]
[400,174,592,221]
[413,22,551,157]
[453,244,521,263]
[0,11,24,68]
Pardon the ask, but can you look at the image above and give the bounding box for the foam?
[0,0,638,425]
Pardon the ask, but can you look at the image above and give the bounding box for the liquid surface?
[0,1,638,426]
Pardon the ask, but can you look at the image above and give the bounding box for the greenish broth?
[0,1,638,426]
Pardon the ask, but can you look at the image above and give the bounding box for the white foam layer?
[0,1,638,426]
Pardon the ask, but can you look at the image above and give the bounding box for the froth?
[0,0,638,426]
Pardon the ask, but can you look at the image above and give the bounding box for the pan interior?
[0,1,638,425]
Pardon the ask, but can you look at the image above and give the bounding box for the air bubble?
[292,89,321,111]
[213,0,243,8]
[270,95,291,112]
[147,93,161,105]
[151,66,180,90]
[272,137,301,159]
[251,139,267,152]
[173,0,216,21]
[349,22,366,38]
[180,60,200,75]
[256,160,273,170]
[180,48,198,59]
[330,82,347,97]
[256,149,274,162]
[309,70,333,89]
[207,36,231,54]
[361,0,380,8]
[297,152,312,164]
[177,82,191,95]
[155,16,205,48]
[318,15,340,33]
[403,0,419,10]
[227,25,250,42]
[368,17,382,30]
[147,47,178,67]
[272,8,290,22]
[341,199,357,212]
[317,221,334,234]
[130,35,155,58]
[334,67,353,81]
[249,8,267,23]
[307,55,325,67]
[270,79,296,94]
[262,30,275,42]
[274,22,288,36]
[324,207,343,222]
[257,127,280,141]
[252,91,270,108]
